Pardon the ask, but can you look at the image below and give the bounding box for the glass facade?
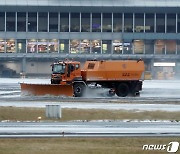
[135,14,144,32]
[0,12,5,31]
[60,13,69,32]
[17,39,26,53]
[113,40,123,54]
[6,39,16,53]
[102,40,111,54]
[156,14,165,33]
[0,39,178,54]
[0,11,179,55]
[0,12,178,34]
[113,13,122,32]
[145,14,154,32]
[81,13,90,32]
[123,40,133,54]
[38,39,48,53]
[92,40,101,53]
[80,39,90,53]
[0,39,5,53]
[49,13,58,32]
[6,12,16,32]
[177,40,180,54]
[102,13,112,32]
[70,13,80,32]
[59,39,69,53]
[92,13,101,32]
[145,40,154,54]
[17,12,26,32]
[155,40,165,54]
[124,13,133,32]
[70,40,80,53]
[28,13,37,32]
[134,40,144,54]
[166,40,176,54]
[49,39,58,52]
[178,14,180,33]
[38,12,48,32]
[27,39,37,53]
[167,14,176,33]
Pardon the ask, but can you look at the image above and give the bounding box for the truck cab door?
[67,64,75,78]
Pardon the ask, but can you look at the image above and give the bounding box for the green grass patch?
[0,107,180,121]
[0,137,180,154]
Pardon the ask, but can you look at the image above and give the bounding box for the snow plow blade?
[20,83,73,97]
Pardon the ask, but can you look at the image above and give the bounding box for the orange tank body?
[81,60,145,81]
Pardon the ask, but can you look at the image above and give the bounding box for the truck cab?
[51,60,81,84]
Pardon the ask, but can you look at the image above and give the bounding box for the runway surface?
[0,78,180,111]
[0,122,180,138]
[0,78,180,100]
[0,78,180,138]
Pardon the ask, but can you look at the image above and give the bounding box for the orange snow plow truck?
[20,59,145,97]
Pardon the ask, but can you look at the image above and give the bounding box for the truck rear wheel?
[116,83,129,97]
[73,83,85,97]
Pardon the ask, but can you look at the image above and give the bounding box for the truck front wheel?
[73,83,85,97]
[116,83,129,97]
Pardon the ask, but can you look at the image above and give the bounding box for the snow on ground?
[0,78,180,111]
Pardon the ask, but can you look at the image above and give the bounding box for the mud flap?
[20,83,73,97]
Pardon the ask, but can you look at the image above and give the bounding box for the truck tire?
[51,79,60,84]
[116,83,129,97]
[73,83,85,97]
[51,79,54,84]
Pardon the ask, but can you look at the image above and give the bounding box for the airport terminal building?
[0,0,180,79]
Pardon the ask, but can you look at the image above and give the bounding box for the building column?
[151,58,154,79]
[21,56,26,74]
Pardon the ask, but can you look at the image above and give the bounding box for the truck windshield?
[53,64,65,74]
